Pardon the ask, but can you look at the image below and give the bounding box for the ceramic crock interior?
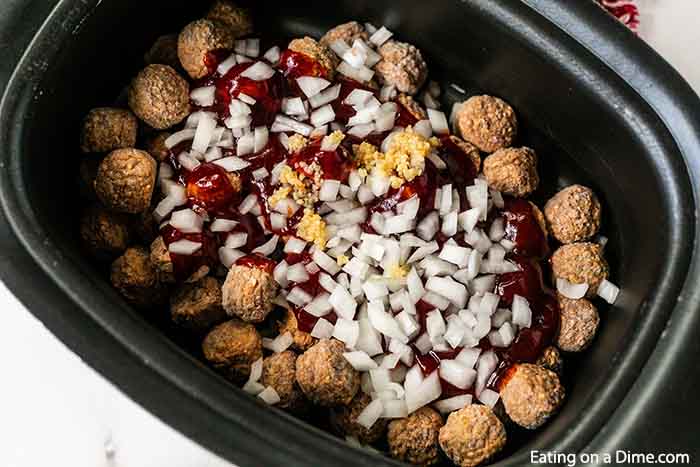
[6,0,690,465]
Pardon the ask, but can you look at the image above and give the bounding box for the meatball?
[178,19,235,80]
[536,346,564,376]
[320,21,369,47]
[221,260,278,323]
[330,392,388,444]
[295,338,360,407]
[448,135,482,174]
[144,34,180,69]
[557,296,600,352]
[170,276,227,333]
[375,40,428,95]
[456,95,517,153]
[277,309,316,351]
[80,107,138,154]
[80,205,131,260]
[202,319,262,384]
[206,0,253,38]
[545,184,602,244]
[439,405,506,467]
[261,350,307,412]
[397,93,428,121]
[95,148,157,214]
[288,37,338,80]
[483,147,539,197]
[150,235,210,284]
[551,242,609,297]
[499,363,565,429]
[388,407,443,465]
[145,132,171,162]
[128,64,190,129]
[110,246,166,308]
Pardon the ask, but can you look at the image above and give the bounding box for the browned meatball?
[170,276,227,333]
[397,93,428,121]
[80,108,138,153]
[448,135,482,175]
[144,34,180,69]
[149,235,210,284]
[439,404,506,467]
[178,19,235,80]
[261,350,307,412]
[202,319,263,384]
[110,246,167,308]
[536,346,564,376]
[456,95,517,153]
[330,392,388,444]
[499,363,565,429]
[145,132,171,162]
[278,309,317,351]
[551,242,609,298]
[320,21,369,47]
[222,261,278,323]
[295,338,360,407]
[288,37,338,80]
[95,148,157,214]
[375,40,428,95]
[206,0,253,37]
[80,205,131,260]
[387,406,443,466]
[557,296,600,352]
[483,147,539,198]
[128,64,190,129]
[545,184,602,244]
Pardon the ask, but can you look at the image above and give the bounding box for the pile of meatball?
[77,2,618,466]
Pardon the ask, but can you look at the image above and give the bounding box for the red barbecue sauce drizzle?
[165,45,560,396]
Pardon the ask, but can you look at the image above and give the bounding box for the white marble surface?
[1,2,699,466]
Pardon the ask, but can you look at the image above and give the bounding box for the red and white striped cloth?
[595,0,640,31]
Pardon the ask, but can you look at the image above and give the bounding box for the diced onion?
[343,351,378,371]
[168,239,201,255]
[241,61,275,80]
[597,279,620,304]
[310,318,335,339]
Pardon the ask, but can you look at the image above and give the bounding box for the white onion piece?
[479,292,500,316]
[416,212,440,241]
[557,278,590,299]
[475,350,498,396]
[168,239,201,255]
[310,104,336,127]
[190,86,215,107]
[253,126,269,152]
[348,123,375,139]
[312,249,341,275]
[356,399,384,429]
[356,318,383,356]
[425,276,468,308]
[439,244,470,268]
[478,388,500,408]
[218,247,244,268]
[329,285,357,320]
[240,61,275,80]
[444,316,466,348]
[458,208,481,235]
[310,318,335,339]
[440,360,477,389]
[362,280,389,301]
[210,218,238,232]
[165,128,196,149]
[406,268,425,302]
[282,96,306,116]
[512,294,533,328]
[427,108,449,135]
[252,167,269,181]
[283,237,307,254]
[309,84,342,108]
[263,46,280,64]
[286,287,313,307]
[271,114,313,136]
[245,38,260,57]
[381,399,408,419]
[329,39,351,57]
[369,26,393,46]
[263,332,293,353]
[333,318,360,348]
[212,156,250,172]
[319,179,341,202]
[286,263,310,283]
[242,380,264,396]
[272,260,289,287]
[216,53,238,75]
[434,394,472,414]
[342,257,370,280]
[343,351,378,371]
[296,76,331,98]
[405,371,441,414]
[426,309,446,340]
[456,348,481,369]
[597,279,620,304]
[422,291,450,310]
[238,194,258,215]
[225,232,248,249]
[379,84,397,103]
[257,386,280,405]
[170,209,203,233]
[368,302,408,343]
[252,235,278,255]
[414,333,432,355]
[177,152,201,171]
[342,44,367,68]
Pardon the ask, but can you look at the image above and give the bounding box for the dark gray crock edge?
[0,0,697,466]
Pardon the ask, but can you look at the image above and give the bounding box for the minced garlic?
[287,134,308,153]
[352,127,439,189]
[324,130,345,148]
[296,209,327,248]
[387,263,410,279]
[268,186,291,208]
